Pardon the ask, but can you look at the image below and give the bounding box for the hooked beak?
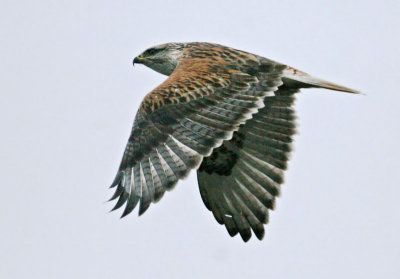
[132,56,141,66]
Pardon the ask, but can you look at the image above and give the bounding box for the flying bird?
[109,42,358,242]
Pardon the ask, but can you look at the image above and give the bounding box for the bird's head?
[133,43,186,76]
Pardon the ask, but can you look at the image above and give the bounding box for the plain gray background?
[1,1,399,278]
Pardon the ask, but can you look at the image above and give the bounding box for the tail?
[282,67,359,94]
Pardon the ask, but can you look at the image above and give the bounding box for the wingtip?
[120,211,130,218]
[110,172,123,188]
[254,227,265,240]
[240,232,251,242]
[109,206,118,213]
[138,203,151,216]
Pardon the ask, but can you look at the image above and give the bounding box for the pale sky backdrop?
[1,1,399,278]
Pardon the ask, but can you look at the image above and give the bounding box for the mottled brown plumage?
[110,42,358,242]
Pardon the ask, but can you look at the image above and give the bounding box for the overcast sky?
[1,1,399,278]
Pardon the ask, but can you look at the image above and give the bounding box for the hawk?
[109,42,358,242]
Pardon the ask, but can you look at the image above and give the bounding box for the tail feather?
[282,67,359,94]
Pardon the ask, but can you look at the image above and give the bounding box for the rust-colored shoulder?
[140,52,230,114]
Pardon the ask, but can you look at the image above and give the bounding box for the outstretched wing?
[110,45,287,217]
[197,84,298,242]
